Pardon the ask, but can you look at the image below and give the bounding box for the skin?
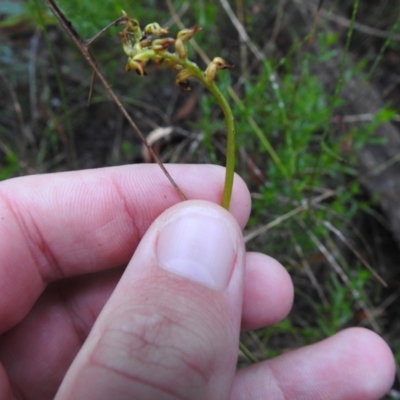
[0,164,395,399]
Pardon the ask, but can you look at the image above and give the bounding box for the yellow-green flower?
[175,27,201,59]
[175,69,194,91]
[204,57,234,83]
[144,22,169,36]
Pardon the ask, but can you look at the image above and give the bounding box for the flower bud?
[165,59,183,72]
[121,13,142,42]
[125,58,146,75]
[175,26,201,59]
[152,38,175,52]
[144,22,169,36]
[119,31,135,57]
[204,57,234,83]
[137,35,152,49]
[175,69,193,91]
[177,26,201,42]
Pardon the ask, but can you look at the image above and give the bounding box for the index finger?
[0,164,251,332]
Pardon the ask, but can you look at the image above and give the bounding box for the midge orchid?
[45,0,256,363]
[118,11,236,210]
[44,0,236,209]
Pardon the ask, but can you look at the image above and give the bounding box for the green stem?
[163,53,236,210]
[239,341,258,364]
[207,82,235,210]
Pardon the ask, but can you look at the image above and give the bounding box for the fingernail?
[156,207,237,291]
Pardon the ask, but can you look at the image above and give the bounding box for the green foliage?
[315,275,356,337]
[213,28,386,259]
[0,153,19,181]
[23,0,170,39]
[195,20,391,358]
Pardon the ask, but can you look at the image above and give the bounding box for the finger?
[0,362,12,400]
[0,164,251,331]
[230,327,395,400]
[0,254,292,399]
[242,253,293,330]
[0,268,123,399]
[55,201,246,400]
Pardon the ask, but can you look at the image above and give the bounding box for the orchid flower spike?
[116,14,236,209]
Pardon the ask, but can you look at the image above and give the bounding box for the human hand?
[0,164,395,399]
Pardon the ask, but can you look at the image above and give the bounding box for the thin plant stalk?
[161,51,236,209]
[45,0,186,202]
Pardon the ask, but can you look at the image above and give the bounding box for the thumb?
[56,200,246,400]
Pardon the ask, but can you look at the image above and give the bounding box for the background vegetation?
[1,0,400,396]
